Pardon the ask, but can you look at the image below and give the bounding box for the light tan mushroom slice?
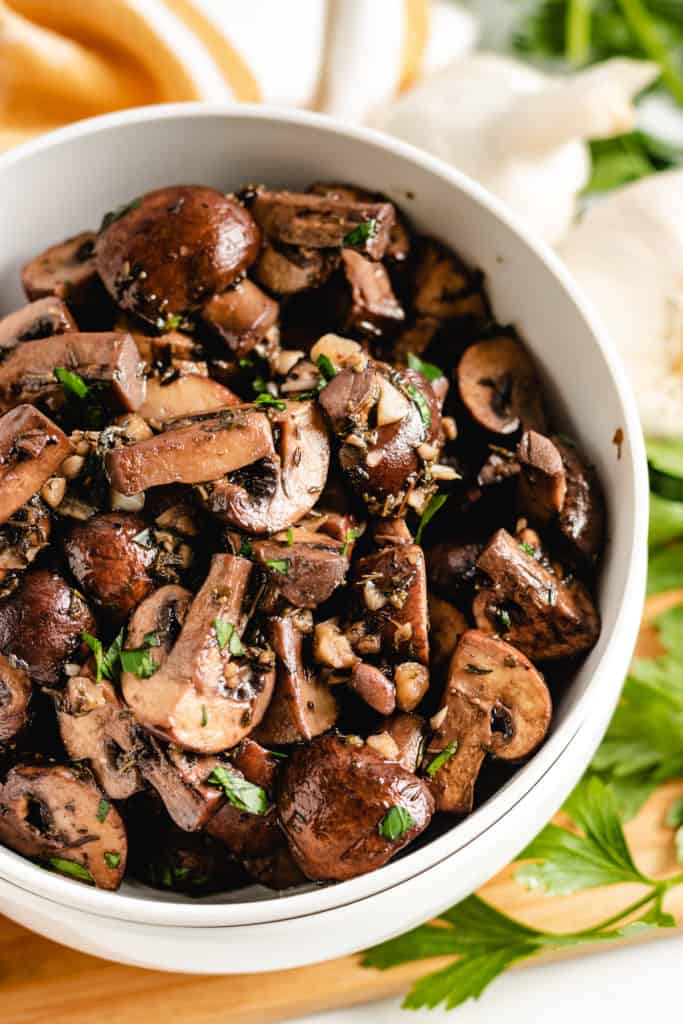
[0,405,72,524]
[200,400,330,534]
[138,375,240,424]
[517,430,567,525]
[0,297,77,356]
[424,629,551,814]
[122,555,275,753]
[0,763,127,889]
[473,528,600,660]
[0,331,146,414]
[252,616,337,745]
[457,336,546,435]
[141,741,225,832]
[0,653,32,743]
[352,543,430,665]
[106,406,275,495]
[383,712,426,771]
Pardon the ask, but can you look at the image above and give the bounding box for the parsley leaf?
[207,764,268,814]
[97,799,110,823]
[54,367,89,399]
[647,542,683,593]
[404,382,431,427]
[378,805,416,841]
[424,740,458,778]
[415,493,448,545]
[82,629,124,683]
[342,527,361,557]
[100,196,141,231]
[667,796,683,862]
[650,491,683,548]
[254,393,286,411]
[47,857,95,885]
[343,219,378,247]
[214,619,243,656]
[315,354,337,381]
[265,558,289,574]
[104,851,121,869]
[120,643,158,679]
[516,777,652,894]
[407,352,444,382]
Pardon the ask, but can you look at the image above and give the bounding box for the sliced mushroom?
[207,797,283,860]
[95,186,260,326]
[252,616,337,745]
[231,736,282,791]
[0,405,71,524]
[554,437,606,569]
[413,237,489,323]
[0,298,77,357]
[308,182,411,263]
[352,543,429,665]
[199,400,330,534]
[141,741,225,832]
[251,528,348,610]
[254,240,339,296]
[56,675,144,800]
[0,331,146,414]
[63,512,159,619]
[0,496,52,599]
[250,190,395,260]
[336,249,405,336]
[473,528,600,661]
[457,336,546,435]
[380,711,425,771]
[122,555,275,753]
[106,406,274,495]
[0,654,31,743]
[371,517,413,548]
[392,316,442,364]
[517,430,567,526]
[21,232,106,315]
[242,844,307,890]
[349,661,396,715]
[277,735,434,881]
[139,375,239,424]
[0,569,95,686]
[200,281,279,360]
[319,362,442,517]
[424,629,551,814]
[428,593,468,677]
[0,762,126,889]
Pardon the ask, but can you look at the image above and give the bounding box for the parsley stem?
[616,0,683,106]
[565,0,592,65]
[571,889,659,938]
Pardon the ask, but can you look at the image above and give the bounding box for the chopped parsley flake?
[54,367,89,399]
[425,740,459,778]
[378,805,416,841]
[207,764,268,815]
[343,219,378,247]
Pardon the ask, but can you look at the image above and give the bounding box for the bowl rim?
[0,101,649,928]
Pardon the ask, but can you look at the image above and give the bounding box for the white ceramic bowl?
[0,104,648,974]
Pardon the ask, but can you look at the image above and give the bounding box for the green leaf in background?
[585,131,683,194]
[666,796,683,862]
[648,437,683,500]
[650,491,683,548]
[647,542,683,593]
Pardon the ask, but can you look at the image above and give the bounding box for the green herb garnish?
[316,354,337,381]
[286,527,294,546]
[100,196,141,231]
[48,858,95,885]
[156,313,183,333]
[254,393,286,411]
[424,740,459,779]
[82,629,124,683]
[214,619,244,656]
[343,219,378,247]
[415,493,448,545]
[378,805,416,841]
[239,537,253,558]
[54,367,90,400]
[342,528,361,557]
[132,528,153,548]
[519,541,536,558]
[200,704,208,728]
[407,352,444,382]
[104,851,121,869]
[265,558,289,575]
[120,645,158,679]
[404,382,431,427]
[207,764,268,814]
[495,607,512,632]
[465,663,493,675]
[97,799,110,823]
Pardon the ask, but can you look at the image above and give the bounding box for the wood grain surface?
[3,594,683,1023]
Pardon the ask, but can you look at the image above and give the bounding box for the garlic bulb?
[558,170,683,438]
[369,54,658,245]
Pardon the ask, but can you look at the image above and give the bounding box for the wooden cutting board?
[4,593,683,1024]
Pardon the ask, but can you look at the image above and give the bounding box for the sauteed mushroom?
[457,336,546,435]
[0,405,71,524]
[0,297,77,356]
[0,654,31,743]
[21,231,106,315]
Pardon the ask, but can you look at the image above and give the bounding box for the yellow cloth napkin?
[0,0,477,151]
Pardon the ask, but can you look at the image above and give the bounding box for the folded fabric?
[0,0,478,150]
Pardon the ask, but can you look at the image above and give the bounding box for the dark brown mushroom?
[426,539,484,600]
[21,232,106,315]
[349,661,396,715]
[95,186,260,326]
[0,762,126,889]
[371,517,413,548]
[473,528,601,661]
[0,405,71,524]
[250,189,395,260]
[200,281,279,360]
[319,362,442,517]
[122,555,275,753]
[0,653,31,743]
[106,406,274,495]
[0,569,95,686]
[254,241,339,296]
[242,844,307,890]
[251,527,348,610]
[199,399,330,534]
[352,543,430,665]
[252,616,337,745]
[335,249,405,336]
[0,331,146,414]
[63,512,159,619]
[0,298,77,357]
[139,375,239,424]
[424,629,552,813]
[412,238,489,323]
[308,182,411,263]
[0,496,52,599]
[428,593,468,676]
[231,736,282,791]
[141,741,225,832]
[382,712,425,771]
[277,735,434,881]
[517,430,567,526]
[457,336,546,435]
[207,798,283,860]
[554,437,605,569]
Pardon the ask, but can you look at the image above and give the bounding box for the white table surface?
[298,934,683,1022]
